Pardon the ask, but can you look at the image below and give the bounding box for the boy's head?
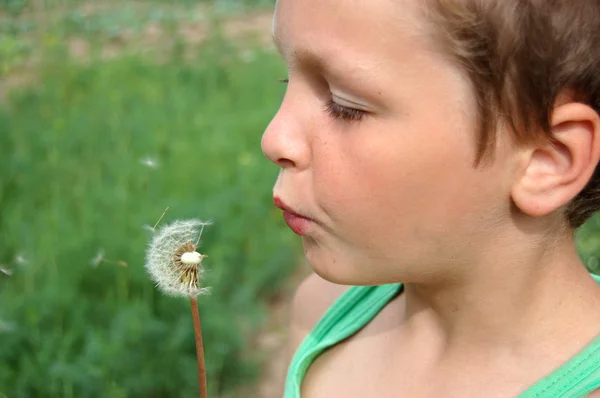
[424,0,600,229]
[264,0,600,284]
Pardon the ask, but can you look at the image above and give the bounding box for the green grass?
[0,0,275,16]
[0,7,300,397]
[3,2,600,397]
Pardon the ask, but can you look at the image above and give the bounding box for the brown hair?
[423,0,600,228]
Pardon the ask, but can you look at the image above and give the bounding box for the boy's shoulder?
[289,272,351,354]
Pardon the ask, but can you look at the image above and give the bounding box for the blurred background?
[0,0,310,397]
[2,1,600,397]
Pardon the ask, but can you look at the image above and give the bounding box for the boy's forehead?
[272,0,431,60]
[270,0,476,117]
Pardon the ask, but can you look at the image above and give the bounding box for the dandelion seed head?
[145,219,212,297]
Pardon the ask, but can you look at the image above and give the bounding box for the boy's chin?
[304,250,355,285]
[305,251,387,286]
[304,243,436,286]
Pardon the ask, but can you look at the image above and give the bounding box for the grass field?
[0,2,304,397]
[3,1,600,397]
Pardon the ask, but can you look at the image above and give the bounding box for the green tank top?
[284,274,600,397]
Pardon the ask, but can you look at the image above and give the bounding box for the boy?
[262,0,600,396]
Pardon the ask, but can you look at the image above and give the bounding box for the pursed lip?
[272,196,312,220]
[273,196,314,235]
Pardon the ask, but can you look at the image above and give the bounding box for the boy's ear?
[511,102,600,217]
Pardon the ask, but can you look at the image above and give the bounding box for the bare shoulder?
[288,272,351,357]
[588,389,600,397]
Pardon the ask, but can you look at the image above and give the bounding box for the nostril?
[277,158,296,169]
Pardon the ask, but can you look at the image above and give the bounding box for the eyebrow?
[272,32,327,72]
[271,31,386,107]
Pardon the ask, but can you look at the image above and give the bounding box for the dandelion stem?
[152,207,170,230]
[190,297,208,398]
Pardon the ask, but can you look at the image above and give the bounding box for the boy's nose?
[261,104,310,170]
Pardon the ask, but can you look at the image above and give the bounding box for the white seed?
[89,249,105,267]
[181,251,202,265]
[140,156,159,169]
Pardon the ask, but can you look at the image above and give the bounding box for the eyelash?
[278,78,366,122]
[324,100,366,122]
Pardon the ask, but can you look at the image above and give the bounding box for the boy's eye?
[325,100,366,122]
[277,78,365,122]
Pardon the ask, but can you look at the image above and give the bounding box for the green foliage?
[0,35,31,76]
[4,1,600,397]
[0,0,28,16]
[0,20,298,398]
[576,214,600,274]
[0,0,274,15]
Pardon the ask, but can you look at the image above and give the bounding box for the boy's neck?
[400,229,600,363]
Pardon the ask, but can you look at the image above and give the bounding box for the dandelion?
[140,156,159,169]
[0,266,12,277]
[144,207,211,398]
[145,219,211,297]
[89,249,105,267]
[89,249,128,268]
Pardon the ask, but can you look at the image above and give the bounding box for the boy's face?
[262,0,518,285]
